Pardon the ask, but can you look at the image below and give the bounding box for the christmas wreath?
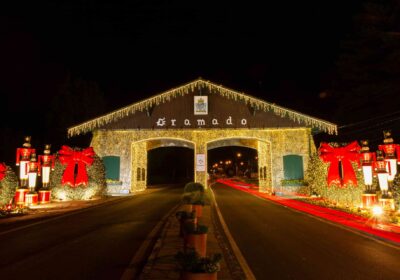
[50,148,107,201]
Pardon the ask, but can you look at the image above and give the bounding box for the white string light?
[68,79,337,137]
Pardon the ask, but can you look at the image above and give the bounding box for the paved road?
[0,186,182,280]
[212,183,400,280]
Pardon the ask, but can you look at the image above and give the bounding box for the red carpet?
[216,179,400,244]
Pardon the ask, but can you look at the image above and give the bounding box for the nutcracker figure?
[38,144,54,204]
[375,150,389,197]
[378,130,399,183]
[375,150,395,210]
[38,144,55,188]
[16,136,36,187]
[359,140,376,189]
[359,140,377,208]
[25,153,39,206]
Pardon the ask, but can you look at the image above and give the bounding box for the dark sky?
[0,1,369,163]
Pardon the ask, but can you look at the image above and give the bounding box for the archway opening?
[147,147,194,185]
[208,146,258,181]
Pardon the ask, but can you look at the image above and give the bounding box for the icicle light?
[68,79,337,137]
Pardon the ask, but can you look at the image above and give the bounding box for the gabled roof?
[68,78,337,136]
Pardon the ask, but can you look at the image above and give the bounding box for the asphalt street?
[0,186,182,280]
[212,183,400,280]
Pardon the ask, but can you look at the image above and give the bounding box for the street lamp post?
[235,152,241,176]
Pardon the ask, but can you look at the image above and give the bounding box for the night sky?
[2,1,397,165]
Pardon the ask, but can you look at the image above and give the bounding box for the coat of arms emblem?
[194,96,208,115]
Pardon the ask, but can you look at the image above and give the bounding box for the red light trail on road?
[216,179,400,245]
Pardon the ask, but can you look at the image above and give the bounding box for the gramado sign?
[155,116,248,127]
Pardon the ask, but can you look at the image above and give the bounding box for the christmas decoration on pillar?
[359,140,377,208]
[16,136,35,187]
[58,146,95,187]
[318,141,361,187]
[378,130,399,187]
[25,153,39,206]
[38,144,54,204]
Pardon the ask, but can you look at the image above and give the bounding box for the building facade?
[68,79,337,194]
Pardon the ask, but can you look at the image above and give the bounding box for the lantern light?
[372,205,383,216]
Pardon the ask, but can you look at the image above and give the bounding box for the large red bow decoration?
[58,146,95,187]
[319,141,361,187]
[0,163,6,181]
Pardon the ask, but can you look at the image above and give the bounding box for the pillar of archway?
[258,140,272,193]
[194,138,208,188]
[131,141,147,192]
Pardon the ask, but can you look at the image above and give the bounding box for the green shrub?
[182,182,206,205]
[184,182,205,193]
[0,165,18,207]
[175,249,222,273]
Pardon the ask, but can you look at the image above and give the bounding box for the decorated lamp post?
[38,144,55,204]
[25,153,39,206]
[15,136,36,206]
[375,150,394,210]
[359,140,377,208]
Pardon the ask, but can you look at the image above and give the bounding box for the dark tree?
[330,0,400,124]
[46,73,106,149]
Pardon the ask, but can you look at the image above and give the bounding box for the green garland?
[0,165,18,207]
[50,152,107,201]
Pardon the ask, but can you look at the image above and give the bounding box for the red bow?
[0,163,6,181]
[319,141,361,187]
[58,146,95,187]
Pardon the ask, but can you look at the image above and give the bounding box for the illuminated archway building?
[68,79,337,194]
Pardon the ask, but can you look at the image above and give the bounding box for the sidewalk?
[0,188,164,225]
[0,197,132,232]
[138,203,245,280]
